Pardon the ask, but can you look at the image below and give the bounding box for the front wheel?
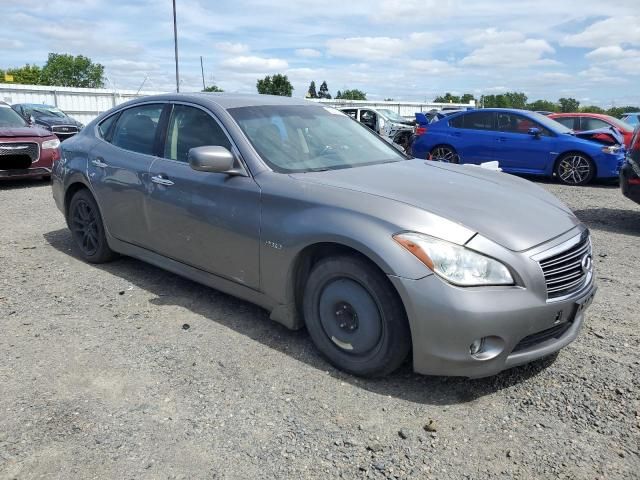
[302,256,411,377]
[555,154,595,186]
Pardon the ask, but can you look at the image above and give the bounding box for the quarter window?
[164,105,231,163]
[111,104,164,155]
[98,113,119,141]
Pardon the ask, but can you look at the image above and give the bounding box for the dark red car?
[621,127,640,205]
[549,112,634,147]
[0,102,60,180]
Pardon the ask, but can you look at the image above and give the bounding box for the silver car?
[52,94,597,378]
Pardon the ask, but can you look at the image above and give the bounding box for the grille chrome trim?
[532,230,592,301]
[51,125,79,134]
[0,141,40,163]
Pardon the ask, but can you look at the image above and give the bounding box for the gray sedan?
[52,93,596,378]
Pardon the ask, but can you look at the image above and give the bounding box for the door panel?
[88,103,164,246]
[144,104,261,288]
[494,112,555,172]
[451,111,495,164]
[145,159,261,288]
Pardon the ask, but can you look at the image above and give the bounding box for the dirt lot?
[1,177,638,480]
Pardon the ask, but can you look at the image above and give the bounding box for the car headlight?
[42,138,61,150]
[393,232,514,286]
[602,145,622,154]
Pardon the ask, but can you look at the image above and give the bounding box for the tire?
[555,153,595,186]
[67,189,117,263]
[430,145,460,164]
[302,255,411,377]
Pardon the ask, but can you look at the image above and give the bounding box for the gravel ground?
[1,176,639,480]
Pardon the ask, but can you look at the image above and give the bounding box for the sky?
[1,0,639,106]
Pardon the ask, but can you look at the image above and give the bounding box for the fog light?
[470,338,485,355]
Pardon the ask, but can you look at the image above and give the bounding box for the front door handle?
[91,157,108,168]
[151,175,175,186]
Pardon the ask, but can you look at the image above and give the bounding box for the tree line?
[1,53,105,88]
[255,75,367,101]
[434,91,639,118]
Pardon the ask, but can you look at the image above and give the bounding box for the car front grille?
[51,125,79,135]
[538,232,592,300]
[0,142,40,169]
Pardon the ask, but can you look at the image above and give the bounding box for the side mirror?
[528,127,541,137]
[188,145,242,175]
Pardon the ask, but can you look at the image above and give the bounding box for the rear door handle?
[151,175,174,186]
[92,157,108,168]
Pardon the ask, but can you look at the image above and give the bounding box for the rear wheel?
[430,145,459,163]
[555,153,595,186]
[67,189,117,263]
[302,255,411,377]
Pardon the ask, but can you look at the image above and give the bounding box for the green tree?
[434,92,460,103]
[459,93,476,104]
[256,74,293,96]
[580,105,605,114]
[606,106,640,118]
[504,92,528,109]
[338,89,366,100]
[306,80,318,98]
[1,64,42,85]
[558,97,580,113]
[318,81,331,99]
[202,85,224,92]
[481,91,527,109]
[526,99,558,112]
[39,53,105,88]
[335,90,342,99]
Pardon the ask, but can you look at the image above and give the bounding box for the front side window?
[341,109,357,119]
[228,105,405,173]
[111,104,164,155]
[98,113,119,140]
[163,105,231,163]
[497,113,537,134]
[360,110,377,130]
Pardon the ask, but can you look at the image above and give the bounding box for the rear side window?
[163,105,231,163]
[111,104,164,155]
[98,113,119,141]
[554,117,576,129]
[459,111,494,130]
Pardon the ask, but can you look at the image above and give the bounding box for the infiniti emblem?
[581,254,592,273]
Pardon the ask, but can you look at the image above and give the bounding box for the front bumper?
[595,151,626,178]
[0,167,52,179]
[620,162,640,205]
[390,268,596,378]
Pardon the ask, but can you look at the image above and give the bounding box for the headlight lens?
[602,145,621,154]
[393,232,514,286]
[42,138,61,150]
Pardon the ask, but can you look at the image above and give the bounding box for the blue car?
[411,108,626,185]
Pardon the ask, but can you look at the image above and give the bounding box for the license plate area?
[575,290,595,316]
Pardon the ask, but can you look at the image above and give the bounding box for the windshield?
[228,105,406,173]
[24,105,67,118]
[530,111,573,134]
[0,105,28,128]
[377,109,408,123]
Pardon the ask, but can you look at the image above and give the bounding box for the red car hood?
[0,126,52,138]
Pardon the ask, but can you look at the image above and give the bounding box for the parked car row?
[411,108,627,186]
[0,102,82,179]
[338,106,414,152]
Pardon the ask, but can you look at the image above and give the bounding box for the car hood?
[292,159,581,252]
[35,115,79,126]
[575,127,624,146]
[0,126,52,138]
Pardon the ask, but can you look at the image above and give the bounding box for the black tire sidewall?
[68,189,116,263]
[430,145,459,164]
[303,255,411,377]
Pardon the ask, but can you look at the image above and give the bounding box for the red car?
[0,102,60,180]
[549,112,634,147]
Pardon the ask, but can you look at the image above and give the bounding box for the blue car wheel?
[430,145,460,164]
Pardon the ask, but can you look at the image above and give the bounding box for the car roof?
[127,93,313,110]
[13,103,57,107]
[549,112,611,118]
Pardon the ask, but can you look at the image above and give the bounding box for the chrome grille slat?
[538,234,592,300]
[0,142,40,163]
[539,242,590,268]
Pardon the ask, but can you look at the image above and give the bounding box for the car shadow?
[43,228,559,406]
[573,207,640,236]
[0,177,51,190]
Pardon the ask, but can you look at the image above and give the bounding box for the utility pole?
[172,0,180,92]
[200,56,206,90]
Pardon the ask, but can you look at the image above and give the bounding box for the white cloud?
[295,48,322,58]
[326,37,409,60]
[103,59,161,72]
[562,16,640,48]
[215,42,250,55]
[461,30,557,68]
[408,59,458,75]
[220,56,288,72]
